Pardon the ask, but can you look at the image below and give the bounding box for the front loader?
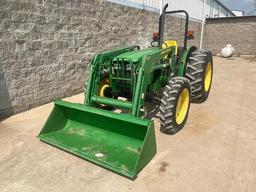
[38,4,213,179]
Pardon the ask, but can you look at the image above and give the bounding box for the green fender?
[178,46,197,76]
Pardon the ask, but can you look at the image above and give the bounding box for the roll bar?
[158,4,189,49]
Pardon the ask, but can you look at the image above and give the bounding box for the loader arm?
[132,46,176,116]
[85,46,175,117]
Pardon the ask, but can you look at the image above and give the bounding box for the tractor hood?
[115,47,160,63]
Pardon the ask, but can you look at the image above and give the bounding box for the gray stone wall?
[0,0,201,119]
[204,16,256,55]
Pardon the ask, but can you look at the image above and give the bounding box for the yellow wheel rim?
[204,62,212,92]
[98,79,110,97]
[175,88,190,125]
[99,84,110,97]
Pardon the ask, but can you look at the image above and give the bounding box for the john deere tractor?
[38,4,213,178]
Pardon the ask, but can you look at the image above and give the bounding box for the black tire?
[185,49,213,103]
[84,67,110,97]
[159,77,191,135]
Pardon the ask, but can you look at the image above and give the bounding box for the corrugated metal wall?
[107,0,234,21]
[128,0,160,9]
[163,0,203,21]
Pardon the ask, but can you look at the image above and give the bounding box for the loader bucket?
[38,100,156,178]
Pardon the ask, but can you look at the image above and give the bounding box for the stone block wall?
[0,0,201,119]
[204,16,256,55]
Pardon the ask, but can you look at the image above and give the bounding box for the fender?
[178,46,197,76]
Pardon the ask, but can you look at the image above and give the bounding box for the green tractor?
[38,4,213,179]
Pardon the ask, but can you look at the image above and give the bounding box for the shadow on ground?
[0,66,13,120]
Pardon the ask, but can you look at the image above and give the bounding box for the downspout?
[199,0,207,49]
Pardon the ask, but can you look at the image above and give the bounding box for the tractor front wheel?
[159,77,191,135]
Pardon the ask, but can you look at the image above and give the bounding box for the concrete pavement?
[0,57,256,192]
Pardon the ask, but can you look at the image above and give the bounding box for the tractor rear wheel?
[185,49,213,103]
[159,77,191,135]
